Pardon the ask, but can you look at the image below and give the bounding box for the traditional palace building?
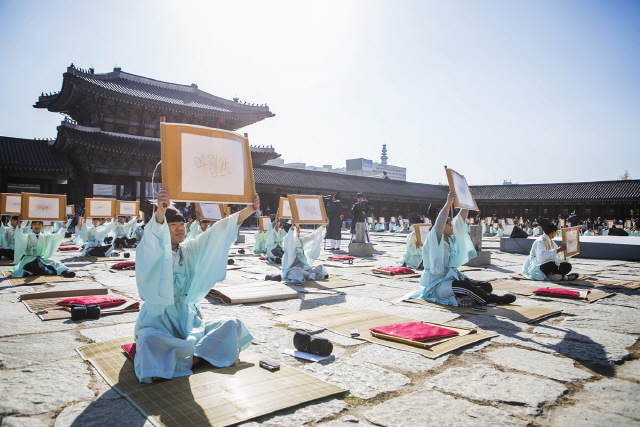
[1,64,639,222]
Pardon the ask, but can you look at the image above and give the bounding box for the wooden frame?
[561,226,580,258]
[287,195,327,225]
[1,193,22,215]
[414,223,432,247]
[259,216,272,232]
[20,193,66,221]
[66,205,74,216]
[160,122,255,204]
[138,210,145,221]
[196,203,227,221]
[116,201,139,217]
[390,216,397,223]
[558,218,566,228]
[378,217,385,224]
[605,219,614,229]
[625,220,632,229]
[85,198,116,218]
[445,167,479,211]
[278,197,292,219]
[367,217,374,224]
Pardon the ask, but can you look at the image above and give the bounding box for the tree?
[619,170,631,180]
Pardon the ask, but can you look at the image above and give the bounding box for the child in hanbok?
[281,223,328,283]
[522,218,578,281]
[253,229,267,254]
[265,219,287,263]
[397,231,423,270]
[134,189,258,383]
[76,218,117,257]
[113,216,138,248]
[406,191,516,307]
[12,220,75,278]
[0,216,19,260]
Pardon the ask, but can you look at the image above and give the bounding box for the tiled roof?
[471,180,640,202]
[56,123,160,157]
[35,65,274,120]
[0,136,73,172]
[253,166,449,200]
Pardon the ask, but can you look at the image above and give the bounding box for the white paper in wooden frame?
[278,197,292,219]
[288,195,328,225]
[562,226,580,258]
[66,205,74,216]
[197,203,227,221]
[259,216,272,232]
[117,201,139,216]
[21,193,66,221]
[160,123,255,204]
[445,167,479,211]
[86,198,116,218]
[414,223,432,247]
[1,194,22,215]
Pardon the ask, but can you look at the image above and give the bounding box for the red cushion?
[259,256,267,260]
[370,322,459,341]
[376,266,415,275]
[328,255,356,260]
[533,288,581,298]
[58,246,80,251]
[122,343,136,361]
[56,295,127,308]
[110,261,136,270]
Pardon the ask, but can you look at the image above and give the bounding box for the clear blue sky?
[1,0,638,185]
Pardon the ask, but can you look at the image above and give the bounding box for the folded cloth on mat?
[374,266,415,275]
[58,246,80,251]
[533,288,581,298]
[370,322,458,342]
[110,260,135,270]
[328,255,355,260]
[57,295,128,308]
[122,343,136,360]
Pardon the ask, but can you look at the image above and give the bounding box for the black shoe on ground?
[61,270,76,278]
[496,293,516,304]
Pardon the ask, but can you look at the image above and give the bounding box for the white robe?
[134,212,253,383]
[397,231,423,269]
[76,221,117,256]
[11,222,68,277]
[281,226,327,283]
[521,234,564,280]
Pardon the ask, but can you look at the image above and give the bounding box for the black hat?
[334,192,341,200]
[357,192,363,198]
[165,206,185,223]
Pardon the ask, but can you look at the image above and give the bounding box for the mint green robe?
[11,221,68,277]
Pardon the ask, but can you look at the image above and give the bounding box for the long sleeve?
[13,223,29,265]
[452,209,475,267]
[182,213,240,304]
[135,214,175,313]
[41,226,66,258]
[95,221,117,243]
[299,226,326,265]
[433,207,449,242]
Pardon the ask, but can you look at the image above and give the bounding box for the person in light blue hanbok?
[76,218,117,257]
[281,222,328,283]
[395,216,405,233]
[397,231,423,270]
[12,219,75,278]
[253,229,267,254]
[0,216,20,260]
[522,218,577,281]
[134,189,258,383]
[405,191,515,307]
[113,216,138,248]
[265,220,287,263]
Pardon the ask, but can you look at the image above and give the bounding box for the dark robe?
[326,200,343,240]
[350,200,370,234]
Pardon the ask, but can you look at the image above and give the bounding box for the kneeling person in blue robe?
[134,188,258,383]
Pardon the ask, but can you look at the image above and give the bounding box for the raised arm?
[236,193,260,225]
[434,191,456,241]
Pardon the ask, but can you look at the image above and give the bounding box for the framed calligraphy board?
[85,198,116,218]
[390,216,397,223]
[1,193,22,215]
[378,217,385,224]
[414,223,432,247]
[117,201,140,217]
[288,195,327,225]
[367,217,374,224]
[605,219,614,229]
[161,122,255,204]
[196,203,227,221]
[562,226,580,258]
[625,219,632,229]
[558,218,566,228]
[20,193,66,221]
[66,205,75,216]
[259,216,272,232]
[445,167,479,211]
[278,197,292,219]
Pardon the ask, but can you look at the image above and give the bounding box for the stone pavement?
[1,229,639,427]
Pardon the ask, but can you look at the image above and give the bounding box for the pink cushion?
[376,266,415,275]
[533,288,581,298]
[259,256,267,260]
[110,261,136,270]
[370,322,459,341]
[57,295,127,308]
[122,343,136,361]
[58,246,80,251]
[328,255,356,260]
